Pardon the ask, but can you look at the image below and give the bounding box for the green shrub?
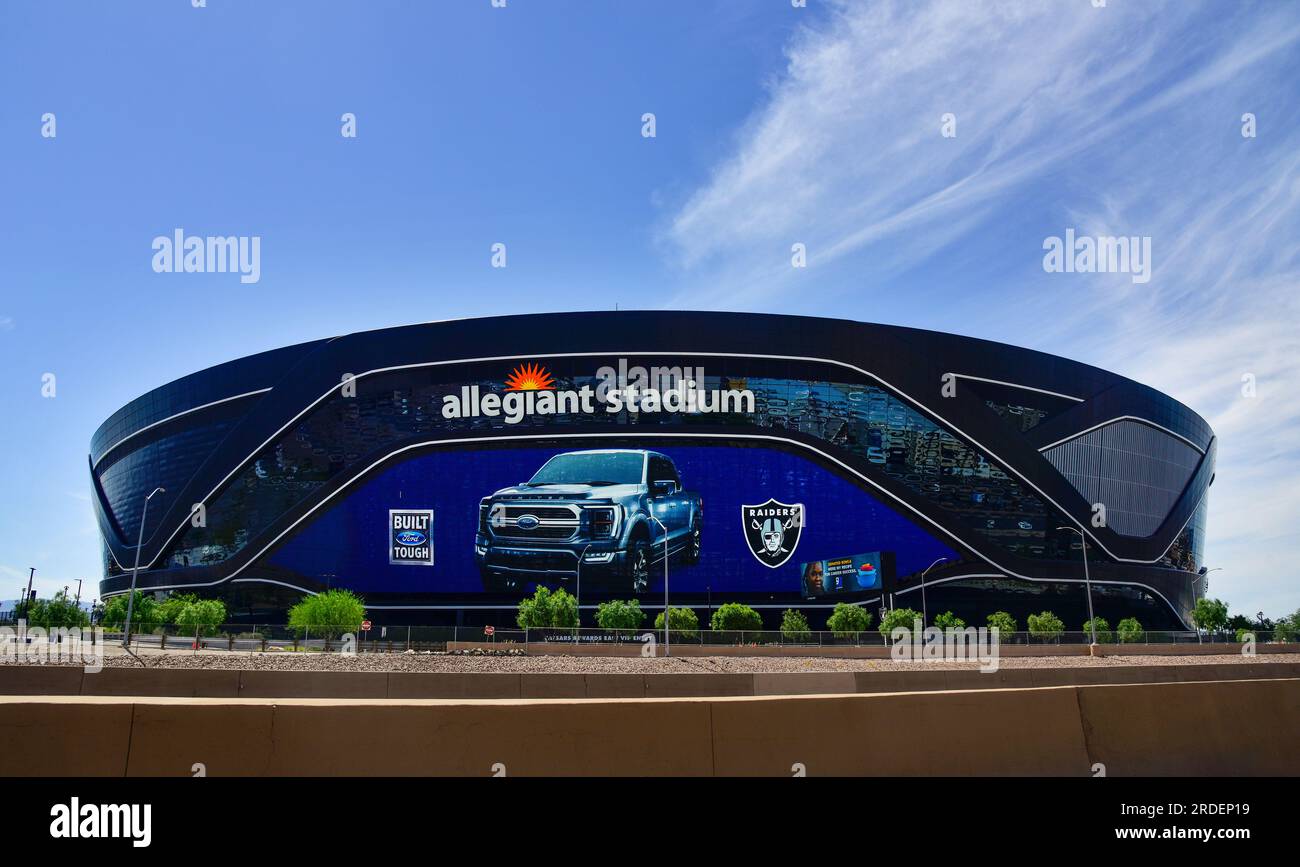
[934,611,966,630]
[780,609,813,642]
[515,586,577,629]
[879,607,923,637]
[710,603,762,632]
[548,588,578,628]
[654,607,700,640]
[825,603,873,638]
[1082,617,1113,643]
[1116,617,1143,643]
[23,590,91,630]
[1027,611,1064,641]
[288,589,367,639]
[986,611,1017,637]
[1235,627,1257,644]
[594,599,645,630]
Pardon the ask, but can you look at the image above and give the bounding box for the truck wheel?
[683,519,702,565]
[626,537,649,594]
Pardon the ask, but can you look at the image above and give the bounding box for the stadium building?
[92,312,1214,630]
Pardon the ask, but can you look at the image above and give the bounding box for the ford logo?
[396,531,427,546]
[516,515,540,530]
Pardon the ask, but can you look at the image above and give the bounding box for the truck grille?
[488,502,580,541]
[495,525,575,540]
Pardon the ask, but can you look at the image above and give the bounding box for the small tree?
[654,607,700,640]
[13,595,34,621]
[594,599,645,630]
[1027,611,1064,642]
[710,602,762,632]
[515,586,577,629]
[176,598,227,638]
[1116,617,1143,643]
[548,588,578,628]
[987,611,1017,638]
[100,591,159,632]
[157,593,199,626]
[879,607,923,637]
[288,589,366,639]
[826,603,872,639]
[24,590,90,629]
[1227,614,1259,632]
[934,611,966,630]
[1191,597,1229,638]
[1273,610,1300,643]
[1082,616,1113,643]
[780,609,813,642]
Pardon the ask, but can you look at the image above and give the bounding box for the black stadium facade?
[92,312,1215,630]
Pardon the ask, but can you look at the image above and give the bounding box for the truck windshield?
[528,452,644,486]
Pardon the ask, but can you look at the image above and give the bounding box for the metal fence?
[81,622,1287,654]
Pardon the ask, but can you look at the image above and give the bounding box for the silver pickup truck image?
[475,449,702,593]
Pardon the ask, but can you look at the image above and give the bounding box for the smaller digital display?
[801,551,882,596]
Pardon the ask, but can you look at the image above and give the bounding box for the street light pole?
[649,515,669,657]
[123,487,165,649]
[920,557,947,626]
[1197,567,1220,602]
[1057,526,1096,645]
[576,542,592,646]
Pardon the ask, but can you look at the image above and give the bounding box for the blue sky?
[1,0,1297,618]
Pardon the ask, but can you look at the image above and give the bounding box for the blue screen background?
[266,443,959,595]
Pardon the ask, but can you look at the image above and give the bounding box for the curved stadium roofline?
[90,311,1215,630]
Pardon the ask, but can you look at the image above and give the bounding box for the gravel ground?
[2,649,1286,674]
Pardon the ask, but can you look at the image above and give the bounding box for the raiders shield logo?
[741,499,805,568]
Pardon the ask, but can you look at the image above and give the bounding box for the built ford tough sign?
[475,449,702,593]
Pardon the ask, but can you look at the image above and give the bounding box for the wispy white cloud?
[662,0,1300,616]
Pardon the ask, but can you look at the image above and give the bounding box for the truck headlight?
[585,505,620,539]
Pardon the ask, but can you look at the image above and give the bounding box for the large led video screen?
[800,551,883,596]
[265,441,957,597]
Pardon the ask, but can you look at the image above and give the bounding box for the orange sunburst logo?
[504,362,556,391]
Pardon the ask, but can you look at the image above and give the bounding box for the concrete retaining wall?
[3,677,1296,776]
[3,659,1299,699]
